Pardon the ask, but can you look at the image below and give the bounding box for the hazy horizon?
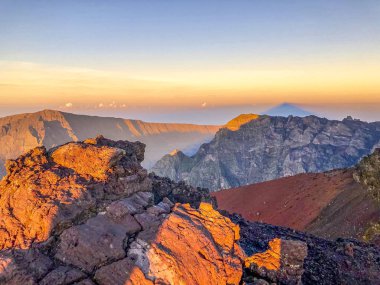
[0,102,379,125]
[1,0,379,123]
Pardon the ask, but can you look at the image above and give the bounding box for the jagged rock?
[54,186,153,273]
[354,148,380,202]
[55,210,141,272]
[245,238,307,285]
[231,214,380,285]
[0,249,52,285]
[97,203,244,285]
[153,115,380,191]
[105,192,154,217]
[149,173,217,208]
[50,142,126,180]
[0,136,150,250]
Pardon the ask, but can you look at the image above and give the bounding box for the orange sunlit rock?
[225,113,259,131]
[244,238,281,271]
[126,202,244,285]
[0,137,150,250]
[51,142,125,180]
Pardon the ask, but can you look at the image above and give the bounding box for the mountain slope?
[0,109,221,176]
[152,115,380,191]
[214,167,380,243]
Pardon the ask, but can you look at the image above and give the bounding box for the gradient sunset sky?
[0,0,379,123]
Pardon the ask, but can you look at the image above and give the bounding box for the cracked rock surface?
[0,136,233,285]
[152,115,380,191]
[0,136,379,285]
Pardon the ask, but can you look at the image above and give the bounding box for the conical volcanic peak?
[263,103,313,117]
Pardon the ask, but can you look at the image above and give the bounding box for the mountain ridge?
[0,109,221,176]
[152,114,380,191]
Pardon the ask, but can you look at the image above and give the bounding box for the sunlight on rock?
[244,238,281,271]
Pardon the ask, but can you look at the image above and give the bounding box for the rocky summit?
[153,115,380,191]
[0,137,379,285]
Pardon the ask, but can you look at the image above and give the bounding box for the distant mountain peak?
[263,103,313,117]
[169,149,182,156]
[225,113,259,131]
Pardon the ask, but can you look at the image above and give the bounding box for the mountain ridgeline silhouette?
[0,110,221,177]
[152,115,380,191]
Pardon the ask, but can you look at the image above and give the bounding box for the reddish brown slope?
[213,170,379,241]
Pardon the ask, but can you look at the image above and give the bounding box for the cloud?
[65,102,73,107]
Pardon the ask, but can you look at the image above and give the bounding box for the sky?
[0,0,379,123]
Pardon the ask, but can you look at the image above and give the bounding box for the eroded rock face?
[153,115,380,191]
[128,203,243,285]
[1,137,242,285]
[245,238,307,285]
[93,203,244,285]
[354,148,380,202]
[0,135,150,250]
[149,173,217,208]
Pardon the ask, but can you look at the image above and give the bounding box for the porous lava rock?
[244,238,307,285]
[0,135,150,250]
[0,137,243,285]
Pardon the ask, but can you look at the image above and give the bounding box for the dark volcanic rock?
[149,173,217,208]
[229,214,380,285]
[244,238,308,285]
[39,266,87,285]
[153,115,380,191]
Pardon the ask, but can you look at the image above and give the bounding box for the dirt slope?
[213,170,380,241]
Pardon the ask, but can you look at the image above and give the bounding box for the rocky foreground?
[0,136,379,284]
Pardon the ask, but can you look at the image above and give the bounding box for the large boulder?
[94,203,244,285]
[0,136,151,250]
